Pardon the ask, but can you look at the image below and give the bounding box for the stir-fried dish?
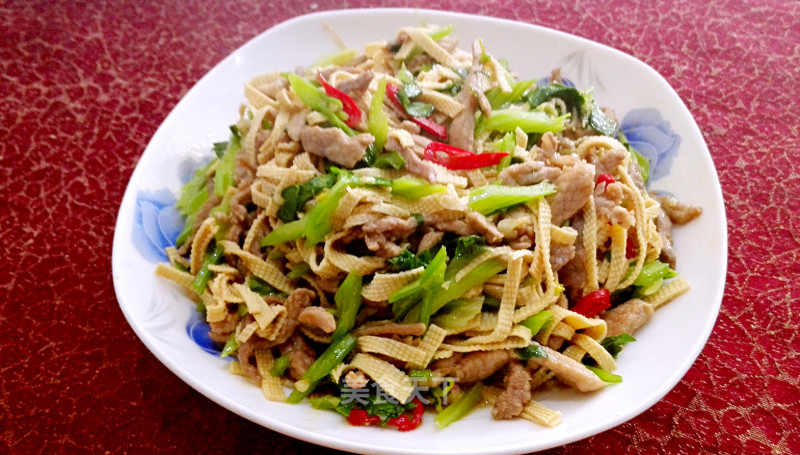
[155,24,701,429]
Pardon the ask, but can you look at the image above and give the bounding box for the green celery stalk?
[369,78,389,153]
[331,272,363,343]
[485,79,537,110]
[287,334,357,404]
[260,217,308,247]
[468,182,557,215]
[418,250,447,326]
[390,248,448,320]
[287,262,311,279]
[482,109,568,134]
[214,134,240,197]
[633,260,677,288]
[434,382,484,428]
[270,354,291,376]
[191,244,224,294]
[429,258,507,315]
[519,310,553,336]
[430,297,483,330]
[585,365,622,383]
[219,332,238,358]
[406,257,507,322]
[391,177,447,199]
[286,73,354,136]
[304,179,351,245]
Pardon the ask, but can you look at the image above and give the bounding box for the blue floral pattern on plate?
[620,108,680,182]
[186,310,223,356]
[132,190,183,262]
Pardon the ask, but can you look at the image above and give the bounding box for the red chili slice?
[346,409,382,426]
[317,72,362,128]
[423,141,508,170]
[387,398,425,431]
[571,288,611,318]
[596,173,615,187]
[386,83,448,139]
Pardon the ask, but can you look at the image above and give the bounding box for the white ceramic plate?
[112,8,727,454]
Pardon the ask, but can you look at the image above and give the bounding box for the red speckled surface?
[2,0,799,454]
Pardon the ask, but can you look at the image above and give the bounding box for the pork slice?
[652,194,702,224]
[465,211,504,244]
[278,332,317,380]
[431,350,511,384]
[550,161,595,226]
[385,137,439,183]
[550,244,576,273]
[603,299,654,337]
[595,147,628,176]
[266,288,316,347]
[335,70,374,95]
[351,321,426,337]
[655,208,676,268]
[527,346,605,392]
[559,212,587,292]
[498,161,562,186]
[491,361,531,419]
[298,306,336,334]
[299,126,373,168]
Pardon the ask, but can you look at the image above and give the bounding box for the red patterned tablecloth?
[2,1,799,453]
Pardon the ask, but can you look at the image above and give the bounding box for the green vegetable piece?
[418,250,447,326]
[213,133,241,197]
[409,368,432,381]
[287,262,311,279]
[388,248,432,272]
[373,151,405,169]
[588,102,617,136]
[527,83,585,111]
[468,182,557,215]
[485,79,537,110]
[260,217,308,247]
[219,332,238,359]
[286,73,354,136]
[586,365,622,383]
[270,354,291,377]
[404,101,434,117]
[435,382,484,428]
[430,297,483,330]
[277,173,337,222]
[369,79,389,154]
[444,236,487,281]
[191,244,224,294]
[236,303,249,317]
[390,248,448,321]
[519,310,553,336]
[331,272,363,343]
[515,343,548,361]
[481,109,569,134]
[633,260,677,288]
[309,395,355,417]
[406,257,507,323]
[390,177,447,199]
[601,333,636,359]
[287,333,357,404]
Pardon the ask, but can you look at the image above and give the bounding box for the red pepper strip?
[317,72,362,128]
[626,237,638,259]
[571,288,611,318]
[386,83,448,139]
[346,409,382,426]
[387,398,425,431]
[596,173,615,187]
[423,141,508,170]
